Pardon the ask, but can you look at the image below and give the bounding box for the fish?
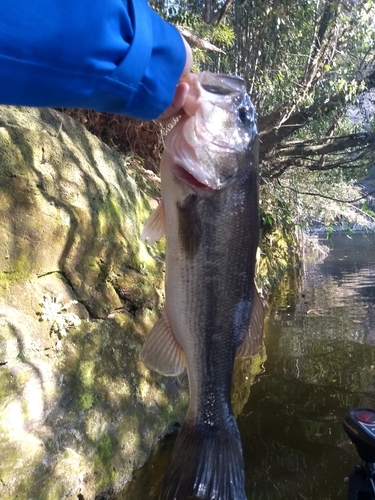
[140,71,264,500]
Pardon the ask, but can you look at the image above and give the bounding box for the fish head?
[166,72,258,191]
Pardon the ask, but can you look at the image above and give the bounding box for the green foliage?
[163,6,201,28]
[269,167,375,233]
[150,0,375,264]
[257,182,300,289]
[151,2,235,70]
[210,23,235,47]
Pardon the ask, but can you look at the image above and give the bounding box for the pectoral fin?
[139,310,186,376]
[236,287,265,358]
[141,201,166,243]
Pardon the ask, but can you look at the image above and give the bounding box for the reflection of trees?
[270,266,375,395]
[231,349,267,418]
[264,238,375,403]
[275,264,375,340]
[236,237,375,500]
[239,372,362,500]
[239,348,375,499]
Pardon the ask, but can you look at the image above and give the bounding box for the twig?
[277,179,375,204]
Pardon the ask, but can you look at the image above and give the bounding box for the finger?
[158,81,189,120]
[157,36,192,121]
[181,36,193,77]
[172,81,189,113]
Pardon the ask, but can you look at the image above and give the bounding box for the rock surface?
[0,106,189,500]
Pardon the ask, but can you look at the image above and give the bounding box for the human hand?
[157,36,193,120]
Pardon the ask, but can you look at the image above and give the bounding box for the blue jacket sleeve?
[0,0,186,120]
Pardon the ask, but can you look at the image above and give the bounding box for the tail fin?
[160,416,247,500]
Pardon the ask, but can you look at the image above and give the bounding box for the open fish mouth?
[171,156,237,191]
[164,72,258,193]
[172,163,214,191]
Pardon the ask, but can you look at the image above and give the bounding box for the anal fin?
[139,310,186,376]
[236,286,265,358]
[141,201,166,243]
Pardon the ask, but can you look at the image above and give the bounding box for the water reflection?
[117,233,375,500]
[241,233,375,500]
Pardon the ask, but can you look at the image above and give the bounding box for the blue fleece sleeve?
[0,0,186,120]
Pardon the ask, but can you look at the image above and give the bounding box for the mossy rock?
[0,106,189,499]
[0,106,162,318]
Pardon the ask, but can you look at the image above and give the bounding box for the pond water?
[117,232,375,500]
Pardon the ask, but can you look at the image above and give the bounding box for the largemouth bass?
[140,72,264,500]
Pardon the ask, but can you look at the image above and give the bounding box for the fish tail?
[160,415,247,500]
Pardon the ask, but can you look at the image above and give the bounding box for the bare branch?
[275,132,374,157]
[209,0,234,26]
[277,180,375,204]
[177,26,225,54]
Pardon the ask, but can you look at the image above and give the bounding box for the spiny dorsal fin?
[236,286,265,358]
[141,201,166,243]
[139,310,186,376]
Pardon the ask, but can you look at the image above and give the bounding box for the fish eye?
[202,84,233,95]
[238,108,253,126]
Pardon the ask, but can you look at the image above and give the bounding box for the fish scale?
[140,72,264,499]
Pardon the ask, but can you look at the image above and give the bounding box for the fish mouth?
[172,164,216,191]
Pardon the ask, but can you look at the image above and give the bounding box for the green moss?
[71,371,101,411]
[97,433,116,461]
[0,373,9,404]
[0,443,20,479]
[79,359,95,386]
[0,127,30,175]
[37,485,67,500]
[134,193,153,234]
[0,246,34,288]
[33,458,78,500]
[77,391,95,411]
[104,196,124,228]
[0,367,19,412]
[0,443,47,500]
[93,196,123,238]
[93,433,119,486]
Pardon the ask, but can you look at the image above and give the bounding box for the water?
[118,232,375,500]
[240,232,375,500]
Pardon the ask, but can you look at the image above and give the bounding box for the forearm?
[0,0,186,119]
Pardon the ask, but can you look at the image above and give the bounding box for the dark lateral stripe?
[177,193,202,259]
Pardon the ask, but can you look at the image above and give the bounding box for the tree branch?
[177,26,225,53]
[274,132,374,157]
[209,0,234,26]
[277,180,375,204]
[259,61,375,156]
